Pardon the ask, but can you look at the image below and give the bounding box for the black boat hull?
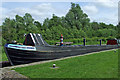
[5,44,118,65]
[4,33,119,65]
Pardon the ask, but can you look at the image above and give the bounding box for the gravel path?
[0,68,30,80]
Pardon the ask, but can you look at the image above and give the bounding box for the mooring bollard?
[53,64,56,68]
[114,50,116,53]
[83,38,86,46]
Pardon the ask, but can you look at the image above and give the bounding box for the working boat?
[4,33,119,65]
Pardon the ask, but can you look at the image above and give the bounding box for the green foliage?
[0,46,8,61]
[65,3,90,30]
[1,3,118,45]
[1,52,8,61]
[116,22,120,38]
[2,13,40,45]
[98,29,117,37]
[2,38,6,46]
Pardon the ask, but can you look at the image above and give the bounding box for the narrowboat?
[4,33,119,65]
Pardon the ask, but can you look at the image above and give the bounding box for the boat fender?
[12,40,17,44]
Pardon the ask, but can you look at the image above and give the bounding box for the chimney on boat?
[100,39,102,46]
[60,34,63,46]
[83,38,86,46]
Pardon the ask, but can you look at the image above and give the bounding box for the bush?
[107,36,115,40]
[73,39,78,43]
[2,38,6,46]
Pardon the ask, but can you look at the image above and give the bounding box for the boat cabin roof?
[23,33,49,46]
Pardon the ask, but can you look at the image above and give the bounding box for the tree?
[91,22,100,30]
[34,21,42,30]
[42,18,49,30]
[65,3,90,30]
[116,22,120,38]
[99,22,108,29]
[1,3,118,43]
[2,18,17,42]
[23,13,34,26]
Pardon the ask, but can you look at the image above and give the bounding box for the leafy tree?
[2,18,17,42]
[65,3,90,30]
[42,18,49,30]
[116,22,120,38]
[34,21,42,30]
[91,22,100,30]
[1,3,118,45]
[23,13,34,26]
[99,22,108,29]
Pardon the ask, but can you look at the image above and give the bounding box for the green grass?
[0,46,8,61]
[0,47,1,61]
[13,49,118,78]
[1,52,8,61]
[0,52,8,62]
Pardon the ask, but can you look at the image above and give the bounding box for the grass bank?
[2,52,8,61]
[0,46,8,61]
[13,49,118,78]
